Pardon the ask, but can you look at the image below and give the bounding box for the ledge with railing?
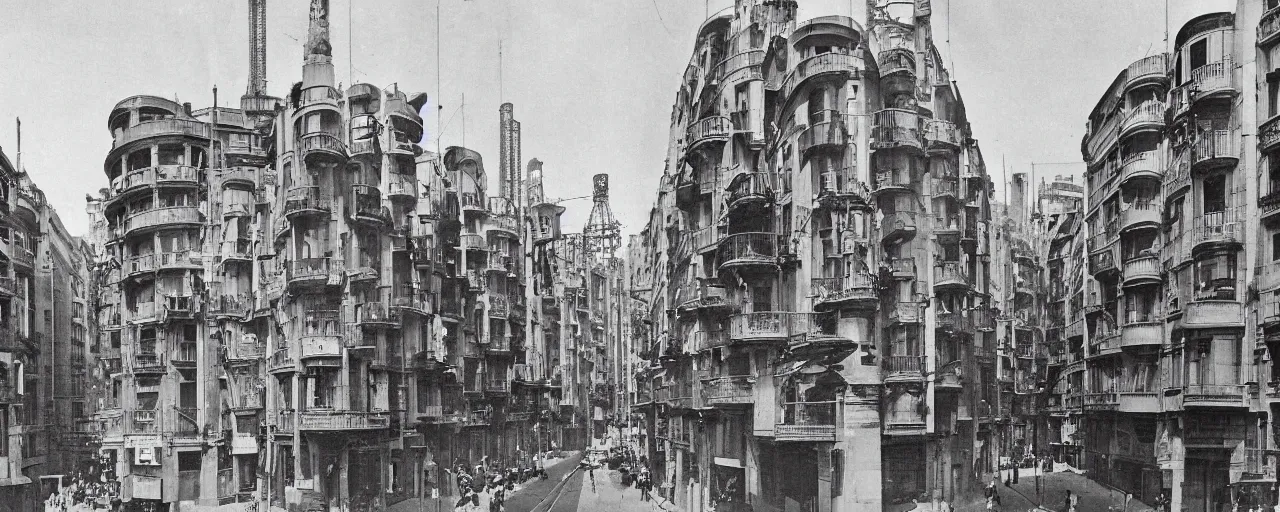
[810,273,877,305]
[777,52,861,102]
[283,185,331,217]
[872,109,922,149]
[777,401,838,441]
[728,311,823,341]
[297,409,391,431]
[296,131,348,160]
[718,232,780,267]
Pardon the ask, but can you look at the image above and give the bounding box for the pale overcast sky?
[0,0,1232,236]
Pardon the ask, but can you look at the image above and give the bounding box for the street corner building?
[77,1,621,511]
[622,0,997,510]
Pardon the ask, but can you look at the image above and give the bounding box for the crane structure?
[582,173,621,258]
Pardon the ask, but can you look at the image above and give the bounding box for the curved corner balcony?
[810,273,878,310]
[1182,300,1244,330]
[111,119,211,151]
[933,261,970,291]
[717,232,779,271]
[297,132,348,164]
[1118,202,1160,232]
[297,410,390,432]
[877,47,916,80]
[872,109,923,151]
[1190,210,1243,253]
[1191,129,1236,172]
[726,172,775,212]
[1188,61,1236,103]
[1119,151,1162,185]
[268,348,297,374]
[880,211,918,245]
[283,186,331,220]
[110,166,202,206]
[349,184,390,227]
[778,52,861,103]
[686,116,732,153]
[219,167,256,189]
[710,50,764,89]
[1120,317,1162,348]
[776,401,837,442]
[286,258,333,290]
[1121,255,1161,287]
[936,312,974,334]
[297,85,342,111]
[924,120,961,151]
[123,207,202,238]
[1119,101,1165,138]
[1125,53,1169,90]
[798,115,851,161]
[486,213,520,239]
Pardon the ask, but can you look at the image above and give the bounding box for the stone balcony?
[297,410,390,431]
[776,401,837,442]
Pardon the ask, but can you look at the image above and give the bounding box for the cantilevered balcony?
[717,232,779,271]
[777,401,837,442]
[725,172,774,211]
[297,132,348,163]
[1263,115,1280,156]
[880,211,917,245]
[885,258,917,280]
[877,46,915,81]
[387,173,417,202]
[798,114,851,160]
[459,192,487,215]
[810,273,877,310]
[130,352,167,376]
[1119,101,1165,138]
[884,355,926,382]
[1262,6,1280,47]
[815,168,871,210]
[1125,53,1168,88]
[889,302,923,325]
[297,410,390,431]
[700,375,754,406]
[460,234,487,253]
[728,311,819,343]
[354,301,400,329]
[690,330,730,352]
[1082,392,1118,412]
[686,116,732,153]
[124,207,202,238]
[1121,255,1161,287]
[300,328,343,359]
[486,198,520,238]
[933,261,969,291]
[287,258,332,290]
[1192,129,1236,172]
[674,280,731,315]
[872,109,922,151]
[872,169,915,195]
[924,119,961,151]
[1182,299,1245,329]
[111,118,211,150]
[126,254,156,278]
[268,347,297,373]
[1119,151,1162,184]
[1120,312,1162,348]
[283,186,331,220]
[488,295,510,318]
[1191,209,1243,252]
[1180,384,1248,409]
[349,184,390,227]
[1116,391,1160,413]
[936,312,973,334]
[777,52,861,102]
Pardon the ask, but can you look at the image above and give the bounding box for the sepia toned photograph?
[0,0,1269,510]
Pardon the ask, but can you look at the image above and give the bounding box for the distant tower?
[498,103,523,208]
[240,0,280,120]
[583,174,621,257]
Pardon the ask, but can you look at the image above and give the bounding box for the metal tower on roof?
[583,173,621,258]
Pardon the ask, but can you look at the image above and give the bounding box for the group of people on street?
[449,453,549,512]
[44,453,121,512]
[606,445,654,502]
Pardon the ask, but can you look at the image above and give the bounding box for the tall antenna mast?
[499,40,504,104]
[349,0,354,85]
[437,0,442,156]
[246,0,267,96]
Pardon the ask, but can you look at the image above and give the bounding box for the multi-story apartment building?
[0,146,97,512]
[626,0,995,510]
[83,2,598,511]
[1048,3,1280,510]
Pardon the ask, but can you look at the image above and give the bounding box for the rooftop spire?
[247,0,267,96]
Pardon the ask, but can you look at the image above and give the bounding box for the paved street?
[553,466,673,512]
[944,469,1157,512]
[386,451,583,512]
